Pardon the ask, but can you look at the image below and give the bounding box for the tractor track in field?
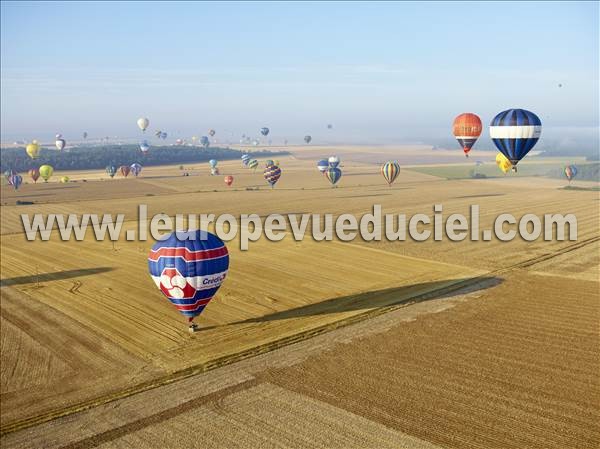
[1,235,598,437]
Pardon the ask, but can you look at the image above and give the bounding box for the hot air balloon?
[564,165,578,183]
[137,117,149,132]
[241,153,251,166]
[210,167,219,176]
[26,140,40,159]
[328,156,340,168]
[55,138,66,151]
[10,174,22,190]
[265,159,274,167]
[490,109,542,171]
[209,129,216,137]
[29,167,40,183]
[60,176,69,183]
[155,130,162,138]
[39,165,54,182]
[327,124,333,129]
[130,163,142,177]
[120,165,131,177]
[4,169,16,185]
[148,230,229,331]
[304,135,312,144]
[317,159,329,173]
[200,136,209,147]
[224,175,234,186]
[495,153,511,175]
[161,132,168,140]
[260,127,269,136]
[83,131,88,139]
[140,140,150,154]
[248,159,258,171]
[106,165,117,178]
[209,159,218,168]
[175,138,184,146]
[325,167,342,187]
[453,113,482,157]
[264,164,281,188]
[381,161,400,186]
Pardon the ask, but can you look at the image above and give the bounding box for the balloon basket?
[188,323,200,333]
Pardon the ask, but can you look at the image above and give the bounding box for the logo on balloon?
[159,268,196,299]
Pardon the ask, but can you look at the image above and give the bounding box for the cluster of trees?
[0,145,288,173]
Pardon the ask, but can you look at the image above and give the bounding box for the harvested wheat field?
[1,149,599,448]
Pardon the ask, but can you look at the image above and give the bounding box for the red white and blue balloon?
[148,230,229,324]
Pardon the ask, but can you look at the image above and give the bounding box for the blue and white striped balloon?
[490,109,541,169]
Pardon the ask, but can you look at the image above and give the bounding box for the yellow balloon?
[496,153,512,174]
[26,141,40,159]
[39,165,54,182]
[60,176,69,183]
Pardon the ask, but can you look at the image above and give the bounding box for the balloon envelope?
[120,165,131,177]
[140,141,150,153]
[325,167,342,185]
[148,230,229,323]
[260,127,270,136]
[317,160,329,172]
[564,165,578,181]
[381,161,400,186]
[55,138,66,151]
[304,135,312,144]
[26,142,40,159]
[328,156,340,168]
[10,174,22,190]
[264,165,281,187]
[106,165,117,178]
[209,159,218,168]
[453,113,482,156]
[39,165,54,182]
[137,117,149,131]
[130,163,142,177]
[224,175,234,186]
[490,109,542,167]
[29,168,40,183]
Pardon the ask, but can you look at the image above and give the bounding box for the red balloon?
[224,175,233,186]
[29,168,40,183]
[119,165,131,177]
[452,113,482,157]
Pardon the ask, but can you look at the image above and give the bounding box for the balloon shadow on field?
[452,193,506,199]
[0,267,115,287]
[231,276,502,326]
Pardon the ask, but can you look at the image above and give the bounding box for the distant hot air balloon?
[60,176,69,183]
[264,164,281,188]
[260,127,270,136]
[209,129,216,137]
[252,139,259,147]
[209,159,218,168]
[265,159,274,167]
[120,165,131,177]
[381,161,400,186]
[106,165,117,178]
[175,138,184,146]
[4,169,16,185]
[39,165,54,182]
[248,159,259,171]
[137,117,149,132]
[29,167,40,183]
[564,165,578,183]
[453,113,482,157]
[495,153,511,174]
[327,124,333,129]
[325,167,342,186]
[148,230,229,331]
[328,156,340,168]
[26,140,40,159]
[55,138,66,151]
[304,135,312,144]
[140,140,150,154]
[155,130,162,138]
[241,153,251,166]
[83,132,88,139]
[490,109,542,171]
[161,132,168,140]
[224,175,234,186]
[210,167,219,176]
[10,174,22,190]
[130,163,142,177]
[317,160,328,173]
[200,136,209,147]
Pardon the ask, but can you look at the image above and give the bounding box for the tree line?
[1,145,288,173]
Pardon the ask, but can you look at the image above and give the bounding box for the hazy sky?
[1,1,598,146]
